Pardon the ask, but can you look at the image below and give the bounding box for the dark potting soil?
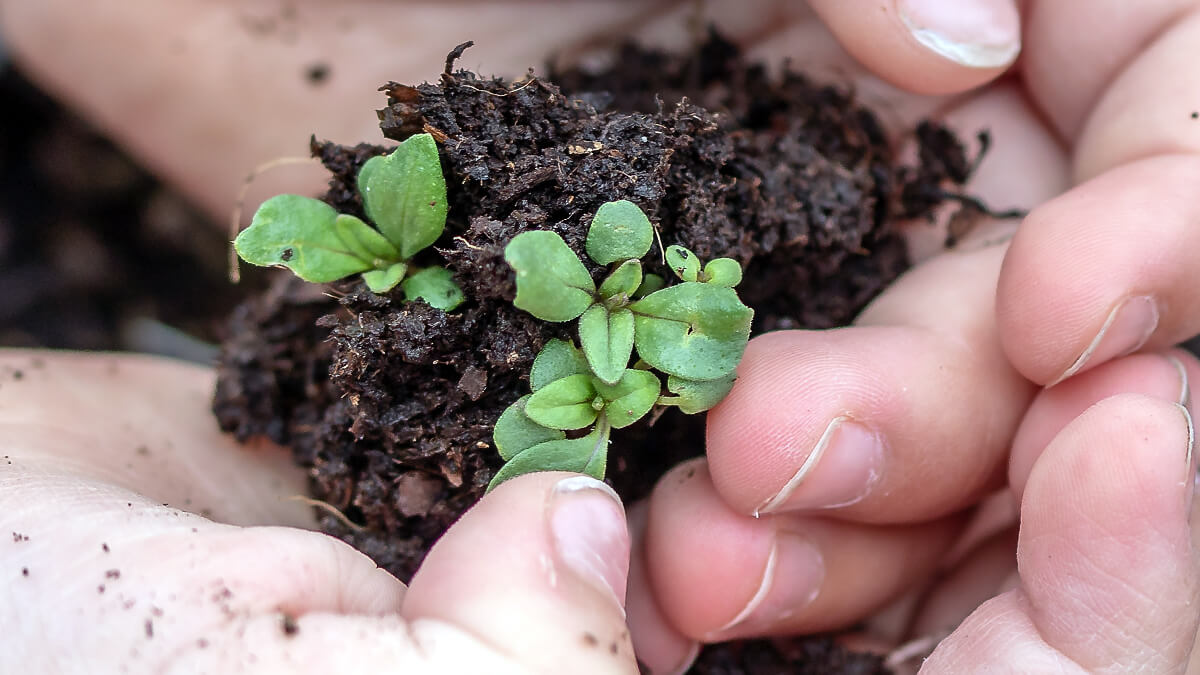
[213,34,992,674]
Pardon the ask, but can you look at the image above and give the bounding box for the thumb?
[403,472,635,674]
[807,0,1020,95]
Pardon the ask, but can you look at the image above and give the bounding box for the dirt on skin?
[214,34,997,674]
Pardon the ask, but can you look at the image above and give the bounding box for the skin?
[2,1,1199,672]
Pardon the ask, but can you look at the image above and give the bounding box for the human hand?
[0,352,636,673]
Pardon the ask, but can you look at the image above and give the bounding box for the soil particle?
[281,613,300,637]
[21,567,29,577]
[12,532,29,542]
[214,34,995,675]
[102,543,110,553]
[106,569,121,580]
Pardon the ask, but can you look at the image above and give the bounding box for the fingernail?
[704,532,824,640]
[661,642,700,675]
[1178,404,1196,514]
[1167,354,1191,408]
[549,476,630,613]
[898,0,1021,68]
[1051,296,1160,386]
[755,417,883,515]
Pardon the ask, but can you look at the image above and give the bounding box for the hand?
[0,352,636,673]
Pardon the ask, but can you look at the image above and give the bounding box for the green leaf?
[593,369,661,428]
[586,200,654,265]
[493,395,565,460]
[236,195,386,282]
[505,231,596,322]
[531,339,590,392]
[634,273,666,298]
[524,373,599,430]
[361,261,408,293]
[358,133,448,259]
[662,373,737,414]
[333,214,401,264]
[402,266,465,311]
[487,425,610,492]
[630,282,753,381]
[578,305,635,386]
[598,259,643,302]
[702,258,743,288]
[666,245,700,282]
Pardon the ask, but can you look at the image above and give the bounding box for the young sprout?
[234,133,464,309]
[490,200,754,489]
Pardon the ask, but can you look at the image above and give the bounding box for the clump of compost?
[214,33,990,674]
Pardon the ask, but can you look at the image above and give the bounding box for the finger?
[1009,350,1200,501]
[807,0,1020,95]
[626,501,698,675]
[923,394,1200,672]
[642,459,962,642]
[0,349,313,527]
[997,156,1200,385]
[402,472,636,674]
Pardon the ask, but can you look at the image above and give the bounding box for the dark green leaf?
[579,305,635,386]
[702,258,743,288]
[236,195,383,282]
[530,339,590,392]
[662,373,737,414]
[665,245,700,282]
[630,282,753,381]
[594,369,660,428]
[505,231,596,322]
[361,262,408,293]
[586,200,654,265]
[402,266,465,311]
[598,259,643,302]
[524,373,599,430]
[486,425,610,491]
[358,133,448,259]
[493,396,565,460]
[634,273,666,298]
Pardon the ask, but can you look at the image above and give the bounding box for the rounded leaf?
[493,396,565,460]
[586,200,654,265]
[487,425,610,491]
[594,369,661,429]
[630,282,753,381]
[524,373,599,430]
[665,245,700,282]
[634,272,667,299]
[236,195,379,282]
[598,259,644,302]
[531,339,590,392]
[362,261,408,293]
[664,373,737,414]
[579,305,635,386]
[505,231,596,322]
[402,266,465,311]
[358,133,448,259]
[702,258,743,288]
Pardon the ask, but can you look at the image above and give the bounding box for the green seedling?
[233,133,464,309]
[490,200,754,489]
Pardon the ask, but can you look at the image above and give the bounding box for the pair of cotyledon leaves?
[233,133,463,309]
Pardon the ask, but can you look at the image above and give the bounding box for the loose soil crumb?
[215,34,994,675]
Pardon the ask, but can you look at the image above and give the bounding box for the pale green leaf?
[634,272,666,298]
[236,195,378,282]
[586,200,654,265]
[666,245,700,282]
[505,231,596,322]
[362,261,408,293]
[531,339,590,392]
[334,214,401,264]
[493,395,565,461]
[402,266,465,311]
[594,369,660,428]
[598,259,643,302]
[662,373,737,414]
[702,258,743,288]
[579,305,635,386]
[630,282,753,381]
[358,133,448,259]
[487,425,610,492]
[524,373,599,430]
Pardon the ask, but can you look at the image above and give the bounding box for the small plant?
[490,200,753,489]
[233,133,464,309]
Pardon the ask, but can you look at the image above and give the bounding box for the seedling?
[233,133,464,309]
[490,200,753,489]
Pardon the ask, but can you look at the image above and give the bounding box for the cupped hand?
[0,352,636,673]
